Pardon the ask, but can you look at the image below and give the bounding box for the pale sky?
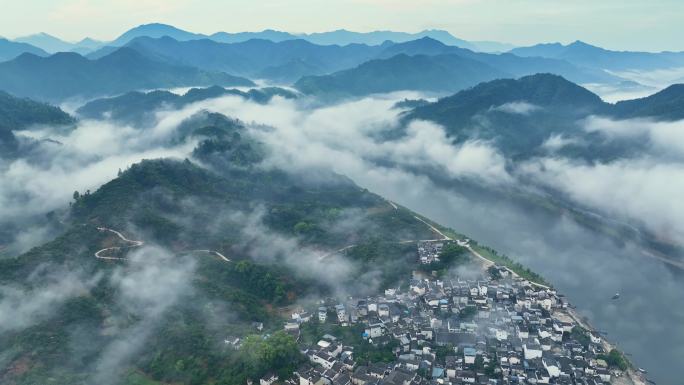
[0,0,682,51]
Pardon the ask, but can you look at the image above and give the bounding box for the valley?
[1,15,683,385]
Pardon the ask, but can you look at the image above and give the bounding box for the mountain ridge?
[510,40,684,71]
[0,38,48,62]
[405,73,684,160]
[0,47,254,101]
[295,53,509,96]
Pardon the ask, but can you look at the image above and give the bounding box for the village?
[242,239,638,385]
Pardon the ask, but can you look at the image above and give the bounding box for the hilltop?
[406,73,684,160]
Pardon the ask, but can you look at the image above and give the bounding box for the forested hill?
[612,84,684,120]
[0,90,75,156]
[0,91,75,129]
[76,86,297,125]
[405,74,684,160]
[0,135,442,384]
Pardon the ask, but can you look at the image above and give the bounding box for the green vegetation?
[231,331,304,382]
[569,326,591,348]
[406,74,612,161]
[0,90,74,130]
[345,240,423,289]
[613,84,684,121]
[487,265,502,280]
[0,151,442,384]
[598,349,630,371]
[0,105,582,384]
[459,305,478,320]
[0,90,75,155]
[125,372,165,385]
[393,98,430,110]
[418,243,469,276]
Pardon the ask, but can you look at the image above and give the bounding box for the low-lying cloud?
[0,265,101,333]
[518,116,684,245]
[92,245,196,385]
[227,207,384,297]
[519,157,684,244]
[0,114,198,256]
[143,91,684,249]
[491,101,540,115]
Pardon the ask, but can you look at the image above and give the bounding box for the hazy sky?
[1,0,683,51]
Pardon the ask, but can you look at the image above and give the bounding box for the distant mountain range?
[103,23,510,52]
[295,53,508,96]
[87,36,386,82]
[5,23,511,56]
[6,23,684,74]
[13,32,104,55]
[89,35,620,89]
[3,24,684,102]
[0,48,253,101]
[0,34,658,102]
[0,38,48,62]
[510,40,684,71]
[294,39,620,97]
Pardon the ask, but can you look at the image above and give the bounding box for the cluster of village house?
[252,241,624,385]
[418,241,445,265]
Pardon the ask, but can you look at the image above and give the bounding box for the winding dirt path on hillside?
[94,227,231,262]
[95,227,143,261]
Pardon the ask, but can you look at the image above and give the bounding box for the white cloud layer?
[0,116,197,255]
[491,101,540,115]
[0,266,102,333]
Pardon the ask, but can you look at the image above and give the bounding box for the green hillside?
[0,119,440,384]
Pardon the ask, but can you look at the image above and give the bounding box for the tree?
[73,191,80,201]
[239,331,304,380]
[600,349,629,371]
[439,243,468,265]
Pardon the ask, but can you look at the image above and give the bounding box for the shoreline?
[563,306,648,385]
